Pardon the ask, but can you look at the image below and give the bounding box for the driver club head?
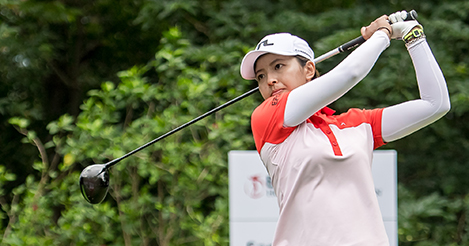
[79,164,110,204]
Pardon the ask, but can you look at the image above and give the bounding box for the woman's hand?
[360,15,392,40]
[389,10,423,41]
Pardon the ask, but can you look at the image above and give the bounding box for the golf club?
[80,10,418,204]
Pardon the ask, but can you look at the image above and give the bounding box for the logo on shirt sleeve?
[271,95,279,106]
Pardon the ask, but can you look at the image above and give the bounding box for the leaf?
[63,153,75,167]
[8,117,30,129]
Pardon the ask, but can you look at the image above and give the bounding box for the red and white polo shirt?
[251,91,389,246]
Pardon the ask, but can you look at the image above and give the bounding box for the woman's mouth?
[271,89,284,97]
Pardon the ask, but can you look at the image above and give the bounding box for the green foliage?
[2,25,256,245]
[2,0,469,245]
[397,185,469,245]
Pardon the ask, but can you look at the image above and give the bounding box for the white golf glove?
[389,10,423,40]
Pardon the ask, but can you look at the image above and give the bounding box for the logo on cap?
[256,39,274,50]
[295,49,311,59]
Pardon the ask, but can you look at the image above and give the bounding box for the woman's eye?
[257,74,265,81]
[275,64,283,70]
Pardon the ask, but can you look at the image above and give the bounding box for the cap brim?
[240,50,267,80]
[240,50,300,80]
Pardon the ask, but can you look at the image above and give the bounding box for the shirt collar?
[320,106,335,116]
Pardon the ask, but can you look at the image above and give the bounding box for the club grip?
[406,10,418,21]
[339,36,366,52]
[388,9,418,24]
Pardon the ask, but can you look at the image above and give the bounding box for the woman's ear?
[305,60,316,81]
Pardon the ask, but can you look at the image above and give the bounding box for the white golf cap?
[240,33,315,80]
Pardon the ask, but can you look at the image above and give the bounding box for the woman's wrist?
[377,26,392,39]
[404,27,426,48]
[404,27,425,43]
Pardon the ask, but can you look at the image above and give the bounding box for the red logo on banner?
[244,175,266,199]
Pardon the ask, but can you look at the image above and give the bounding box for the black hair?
[295,55,320,80]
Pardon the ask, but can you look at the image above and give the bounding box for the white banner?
[229,150,397,246]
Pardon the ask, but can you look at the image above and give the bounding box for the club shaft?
[105,86,260,168]
[104,10,419,168]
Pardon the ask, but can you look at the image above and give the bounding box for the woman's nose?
[267,77,277,86]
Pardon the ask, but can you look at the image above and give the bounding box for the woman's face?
[254,54,315,100]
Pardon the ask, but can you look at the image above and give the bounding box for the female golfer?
[240,11,450,245]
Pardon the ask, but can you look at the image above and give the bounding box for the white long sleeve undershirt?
[381,39,450,142]
[284,31,450,143]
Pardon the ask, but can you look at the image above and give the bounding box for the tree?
[0,0,161,224]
